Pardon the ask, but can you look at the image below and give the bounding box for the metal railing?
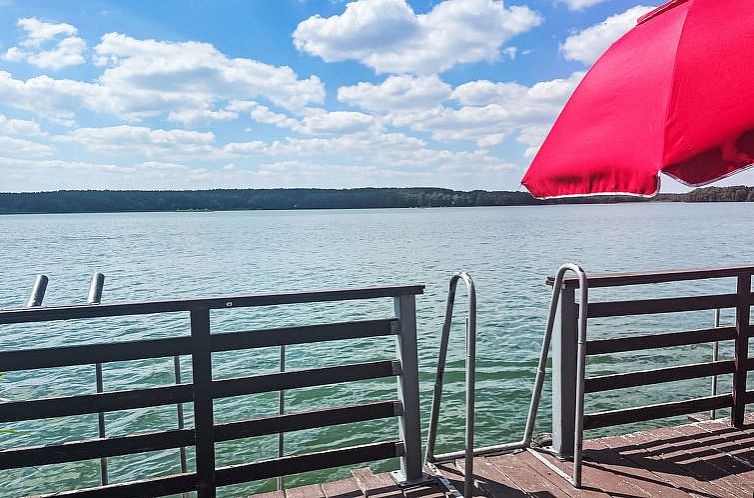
[425,265,590,491]
[546,264,754,487]
[428,264,754,493]
[425,272,477,497]
[0,283,426,497]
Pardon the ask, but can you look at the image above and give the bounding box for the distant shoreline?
[0,186,751,215]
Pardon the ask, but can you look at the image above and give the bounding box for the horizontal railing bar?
[748,390,754,403]
[215,441,402,485]
[211,319,399,352]
[587,294,742,318]
[0,319,399,372]
[215,400,401,442]
[548,264,754,288]
[0,285,424,325]
[584,394,732,429]
[585,360,736,393]
[213,360,401,399]
[0,429,194,469]
[35,473,196,498]
[586,327,738,355]
[0,384,193,423]
[0,336,191,371]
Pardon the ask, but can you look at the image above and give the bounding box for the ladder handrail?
[425,271,476,498]
[426,264,589,495]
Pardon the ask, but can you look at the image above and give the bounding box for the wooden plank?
[214,401,400,442]
[213,361,399,399]
[351,468,403,498]
[0,336,191,371]
[285,483,326,498]
[451,457,529,498]
[250,490,285,498]
[507,452,611,498]
[485,452,576,498]
[694,418,754,467]
[427,462,469,497]
[321,477,364,498]
[584,394,732,429]
[215,441,400,485]
[654,425,751,498]
[248,490,285,498]
[600,430,732,498]
[583,438,693,497]
[548,265,754,288]
[191,308,216,498]
[669,424,754,494]
[0,383,193,422]
[35,473,196,498]
[622,426,745,498]
[586,327,738,355]
[0,285,425,325]
[0,428,194,469]
[212,319,398,352]
[585,360,735,393]
[733,274,751,428]
[587,294,738,318]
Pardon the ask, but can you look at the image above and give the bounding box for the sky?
[0,0,749,193]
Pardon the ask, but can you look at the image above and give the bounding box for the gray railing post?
[87,273,108,486]
[552,284,578,459]
[191,308,216,497]
[392,294,425,485]
[732,274,750,428]
[27,275,48,307]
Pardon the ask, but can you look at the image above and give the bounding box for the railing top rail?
[0,284,424,325]
[546,265,754,288]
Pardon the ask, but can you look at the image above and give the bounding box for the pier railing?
[0,284,424,497]
[548,265,754,457]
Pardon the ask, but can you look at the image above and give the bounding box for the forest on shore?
[0,185,752,214]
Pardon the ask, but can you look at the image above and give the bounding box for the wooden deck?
[257,412,754,498]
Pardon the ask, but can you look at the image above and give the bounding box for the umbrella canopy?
[521,0,754,199]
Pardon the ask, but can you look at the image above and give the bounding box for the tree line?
[0,186,750,214]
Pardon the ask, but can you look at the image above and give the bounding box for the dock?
[2,265,752,497]
[262,412,754,498]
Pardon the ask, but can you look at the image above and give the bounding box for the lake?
[0,203,751,496]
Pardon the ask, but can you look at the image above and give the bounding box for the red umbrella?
[521,0,754,199]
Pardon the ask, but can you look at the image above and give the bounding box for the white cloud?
[0,156,222,191]
[232,101,375,135]
[0,136,54,158]
[561,5,655,65]
[378,72,584,147]
[16,17,78,47]
[0,114,45,136]
[0,32,326,125]
[559,0,608,11]
[338,74,452,112]
[167,108,238,126]
[293,0,541,74]
[94,33,324,118]
[298,109,374,134]
[0,71,102,125]
[516,124,552,158]
[54,125,216,158]
[4,17,86,70]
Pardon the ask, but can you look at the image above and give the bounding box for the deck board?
[249,413,753,498]
[321,477,363,498]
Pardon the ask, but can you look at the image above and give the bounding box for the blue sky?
[2,0,741,192]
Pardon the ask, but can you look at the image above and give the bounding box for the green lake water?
[1,203,752,497]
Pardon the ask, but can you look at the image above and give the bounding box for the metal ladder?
[425,264,590,496]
